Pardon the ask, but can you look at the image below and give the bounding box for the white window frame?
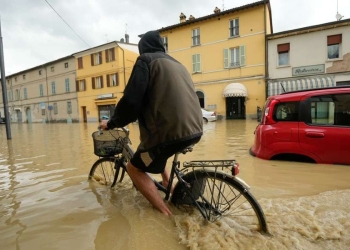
[51,81,56,95]
[111,74,117,86]
[192,28,200,46]
[192,54,201,73]
[224,45,245,68]
[65,78,70,92]
[162,36,168,51]
[229,18,239,37]
[23,87,27,99]
[278,52,289,66]
[39,84,44,96]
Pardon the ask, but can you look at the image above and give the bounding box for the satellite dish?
[336,13,343,21]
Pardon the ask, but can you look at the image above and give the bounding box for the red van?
[250,86,350,165]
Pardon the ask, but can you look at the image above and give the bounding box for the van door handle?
[306,132,324,138]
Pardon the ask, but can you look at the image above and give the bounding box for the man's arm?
[105,59,149,129]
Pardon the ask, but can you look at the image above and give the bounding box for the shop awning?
[268,76,335,97]
[223,83,248,97]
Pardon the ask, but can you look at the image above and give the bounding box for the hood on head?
[138,31,165,55]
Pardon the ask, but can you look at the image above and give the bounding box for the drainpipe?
[116,42,126,88]
[264,0,269,100]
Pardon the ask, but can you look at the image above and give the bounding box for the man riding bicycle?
[100,30,203,216]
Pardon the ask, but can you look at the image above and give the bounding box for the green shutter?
[224,48,229,68]
[192,54,196,72]
[240,45,246,66]
[196,54,201,72]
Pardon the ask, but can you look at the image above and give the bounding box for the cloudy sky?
[0,0,349,75]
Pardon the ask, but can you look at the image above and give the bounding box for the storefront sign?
[292,64,325,76]
[98,93,114,99]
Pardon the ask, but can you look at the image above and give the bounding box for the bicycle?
[88,127,269,234]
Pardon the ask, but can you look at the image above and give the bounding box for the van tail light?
[261,100,279,125]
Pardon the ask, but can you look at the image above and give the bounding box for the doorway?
[26,108,32,123]
[226,97,246,119]
[196,91,205,108]
[82,106,87,123]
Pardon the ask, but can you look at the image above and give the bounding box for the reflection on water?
[1,121,350,249]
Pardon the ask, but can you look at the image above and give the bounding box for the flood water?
[1,120,350,250]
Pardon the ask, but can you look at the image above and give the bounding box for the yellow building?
[158,0,272,119]
[73,40,139,122]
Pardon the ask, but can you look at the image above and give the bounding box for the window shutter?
[112,48,115,61]
[107,74,110,87]
[192,54,196,72]
[196,54,201,72]
[92,77,95,89]
[224,49,229,68]
[91,54,94,66]
[105,49,109,62]
[116,73,119,86]
[83,80,86,91]
[76,80,79,92]
[277,43,290,53]
[327,34,342,45]
[99,52,102,64]
[240,45,246,66]
[100,76,104,88]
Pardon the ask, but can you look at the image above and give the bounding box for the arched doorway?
[223,83,247,119]
[196,91,205,108]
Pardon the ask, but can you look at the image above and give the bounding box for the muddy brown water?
[1,120,350,250]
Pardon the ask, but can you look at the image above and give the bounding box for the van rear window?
[273,102,299,121]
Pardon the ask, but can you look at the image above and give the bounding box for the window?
[273,102,299,121]
[327,34,342,59]
[8,90,12,101]
[39,70,42,75]
[67,101,72,114]
[91,52,102,66]
[92,76,103,89]
[224,45,246,68]
[229,18,239,37]
[15,89,20,101]
[162,37,168,51]
[51,66,54,72]
[107,73,118,87]
[78,57,83,69]
[105,48,115,62]
[42,109,45,116]
[192,28,200,46]
[278,43,290,66]
[39,84,44,96]
[64,62,69,68]
[23,88,27,99]
[23,74,26,80]
[53,103,58,114]
[192,54,201,73]
[76,79,86,91]
[65,78,70,92]
[51,81,56,95]
[15,77,17,82]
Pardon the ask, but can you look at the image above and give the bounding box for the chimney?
[179,12,186,23]
[188,15,195,21]
[214,7,221,14]
[125,33,129,43]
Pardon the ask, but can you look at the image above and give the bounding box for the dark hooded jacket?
[107,30,203,151]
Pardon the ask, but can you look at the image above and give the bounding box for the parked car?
[201,108,217,122]
[250,86,350,165]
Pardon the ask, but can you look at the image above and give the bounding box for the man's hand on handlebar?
[99,120,109,130]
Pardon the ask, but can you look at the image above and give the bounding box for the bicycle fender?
[232,176,251,190]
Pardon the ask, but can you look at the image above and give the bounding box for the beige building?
[0,56,78,123]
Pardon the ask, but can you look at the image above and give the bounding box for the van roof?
[269,86,350,99]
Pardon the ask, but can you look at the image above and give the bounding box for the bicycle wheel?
[88,157,117,186]
[171,170,268,233]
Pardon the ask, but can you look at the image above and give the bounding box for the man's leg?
[161,168,174,193]
[126,161,172,216]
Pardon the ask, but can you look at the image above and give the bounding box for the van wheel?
[203,117,208,122]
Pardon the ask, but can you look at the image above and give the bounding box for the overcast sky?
[1,0,349,76]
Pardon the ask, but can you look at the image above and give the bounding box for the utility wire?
[44,0,90,47]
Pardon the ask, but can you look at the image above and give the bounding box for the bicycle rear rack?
[182,160,239,176]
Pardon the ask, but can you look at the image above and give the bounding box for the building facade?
[73,41,139,123]
[267,18,350,97]
[0,56,78,123]
[157,0,272,119]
